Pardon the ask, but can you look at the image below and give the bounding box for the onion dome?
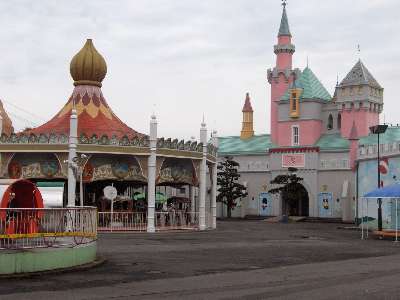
[70,39,107,87]
[23,39,144,139]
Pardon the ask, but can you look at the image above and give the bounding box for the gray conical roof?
[278,6,291,37]
[339,60,382,89]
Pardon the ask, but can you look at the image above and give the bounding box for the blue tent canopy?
[364,183,400,198]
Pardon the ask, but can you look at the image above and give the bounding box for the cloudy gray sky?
[0,0,398,140]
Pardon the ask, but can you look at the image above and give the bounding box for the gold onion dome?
[70,39,107,87]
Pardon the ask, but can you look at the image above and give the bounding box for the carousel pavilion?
[0,39,218,232]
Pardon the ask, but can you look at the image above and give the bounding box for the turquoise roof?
[218,134,274,155]
[278,6,291,36]
[359,127,400,145]
[315,133,350,151]
[282,67,331,102]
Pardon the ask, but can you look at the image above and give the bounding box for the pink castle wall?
[277,120,322,146]
[341,109,379,138]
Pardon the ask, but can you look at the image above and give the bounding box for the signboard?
[318,192,333,217]
[103,186,118,200]
[282,153,305,168]
[259,192,272,216]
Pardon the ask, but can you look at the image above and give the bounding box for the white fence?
[98,211,199,232]
[98,212,147,232]
[0,207,97,250]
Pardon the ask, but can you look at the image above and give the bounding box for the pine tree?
[217,157,248,218]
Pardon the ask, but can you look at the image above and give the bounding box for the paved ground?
[1,220,400,299]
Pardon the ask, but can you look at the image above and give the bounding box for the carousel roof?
[0,100,14,135]
[24,39,144,139]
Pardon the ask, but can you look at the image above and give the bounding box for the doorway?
[281,183,309,216]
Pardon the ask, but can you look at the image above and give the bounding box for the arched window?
[337,113,342,129]
[327,114,333,130]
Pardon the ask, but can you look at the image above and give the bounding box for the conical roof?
[339,60,382,89]
[278,5,291,37]
[242,93,253,112]
[24,40,143,139]
[281,67,331,101]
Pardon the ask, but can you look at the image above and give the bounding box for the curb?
[0,256,106,279]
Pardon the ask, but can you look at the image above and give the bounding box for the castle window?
[292,125,299,146]
[327,114,333,130]
[337,113,342,129]
[291,93,297,111]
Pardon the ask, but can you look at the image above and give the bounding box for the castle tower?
[335,60,383,138]
[240,93,254,139]
[267,2,298,144]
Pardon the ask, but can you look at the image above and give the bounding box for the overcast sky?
[0,0,398,140]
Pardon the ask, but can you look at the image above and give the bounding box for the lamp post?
[369,124,388,231]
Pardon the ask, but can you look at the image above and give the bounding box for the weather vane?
[282,0,287,8]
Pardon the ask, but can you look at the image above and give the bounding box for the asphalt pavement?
[1,220,400,299]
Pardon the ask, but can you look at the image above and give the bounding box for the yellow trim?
[289,88,302,118]
[0,232,97,239]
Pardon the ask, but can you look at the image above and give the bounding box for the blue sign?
[259,192,272,216]
[318,192,333,217]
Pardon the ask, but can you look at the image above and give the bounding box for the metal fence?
[98,212,147,232]
[98,211,199,232]
[0,207,97,250]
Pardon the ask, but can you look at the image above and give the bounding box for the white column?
[68,109,78,207]
[211,162,217,229]
[199,119,207,230]
[147,114,157,233]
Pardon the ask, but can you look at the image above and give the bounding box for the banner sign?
[282,154,305,168]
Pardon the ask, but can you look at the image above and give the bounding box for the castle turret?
[268,2,299,144]
[335,59,383,138]
[240,93,254,139]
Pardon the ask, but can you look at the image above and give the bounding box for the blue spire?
[278,2,291,37]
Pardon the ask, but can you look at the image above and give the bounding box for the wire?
[1,99,46,123]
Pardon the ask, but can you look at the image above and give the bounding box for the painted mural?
[318,192,333,217]
[157,158,197,186]
[84,154,146,182]
[7,153,63,179]
[358,157,400,229]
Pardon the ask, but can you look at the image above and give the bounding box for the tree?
[217,157,248,218]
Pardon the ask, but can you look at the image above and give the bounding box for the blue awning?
[364,183,400,198]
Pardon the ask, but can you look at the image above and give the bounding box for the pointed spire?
[278,1,291,37]
[242,93,253,112]
[349,121,359,140]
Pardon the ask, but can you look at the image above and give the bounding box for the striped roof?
[218,134,274,155]
[282,67,331,101]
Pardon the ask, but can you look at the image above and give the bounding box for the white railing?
[155,212,199,230]
[97,211,199,231]
[0,207,97,250]
[98,212,147,232]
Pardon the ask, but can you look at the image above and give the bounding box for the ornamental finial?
[282,0,287,8]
